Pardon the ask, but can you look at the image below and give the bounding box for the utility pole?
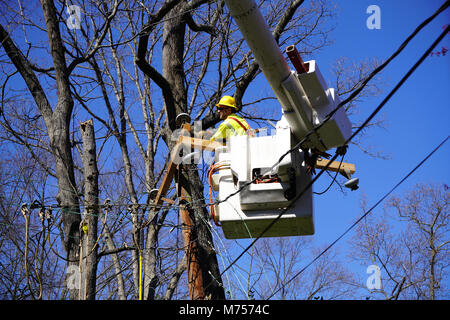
[147,115,225,300]
[176,119,206,300]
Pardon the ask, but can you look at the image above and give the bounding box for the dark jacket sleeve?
[201,111,221,130]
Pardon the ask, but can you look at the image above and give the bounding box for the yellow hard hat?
[216,95,238,110]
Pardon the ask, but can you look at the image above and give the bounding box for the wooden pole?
[147,129,226,300]
[176,122,205,300]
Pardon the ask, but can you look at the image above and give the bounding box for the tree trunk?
[163,257,187,300]
[179,167,225,299]
[0,0,82,298]
[80,120,99,300]
[143,220,159,300]
[429,240,436,300]
[100,205,127,300]
[161,3,225,299]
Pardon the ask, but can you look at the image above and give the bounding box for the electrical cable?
[3,0,448,299]
[213,23,450,286]
[313,153,345,195]
[138,249,143,300]
[207,161,230,226]
[210,0,450,210]
[266,135,449,299]
[21,205,36,300]
[324,0,450,120]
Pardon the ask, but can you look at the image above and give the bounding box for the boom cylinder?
[224,0,351,150]
[286,45,309,74]
[224,0,293,111]
[224,0,316,142]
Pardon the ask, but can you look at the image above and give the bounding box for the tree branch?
[0,24,53,121]
[66,0,122,74]
[185,13,215,35]
[135,0,183,131]
[98,245,137,259]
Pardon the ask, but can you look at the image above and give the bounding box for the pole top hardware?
[176,113,191,127]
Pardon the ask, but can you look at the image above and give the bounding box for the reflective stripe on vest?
[224,120,237,134]
[227,116,253,136]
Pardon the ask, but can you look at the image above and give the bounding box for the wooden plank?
[152,139,183,207]
[160,197,175,205]
[152,129,206,209]
[179,136,225,151]
[153,160,177,207]
[315,158,355,175]
[178,135,356,175]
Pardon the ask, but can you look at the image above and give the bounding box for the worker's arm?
[210,119,234,142]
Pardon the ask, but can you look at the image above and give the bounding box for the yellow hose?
[139,250,143,300]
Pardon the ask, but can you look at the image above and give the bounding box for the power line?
[215,22,450,284]
[266,135,449,299]
[209,0,450,209]
[325,0,449,121]
[6,1,449,217]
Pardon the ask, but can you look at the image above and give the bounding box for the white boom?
[224,0,351,151]
[211,0,353,239]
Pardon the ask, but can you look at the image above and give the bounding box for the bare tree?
[350,183,449,300]
[387,183,449,299]
[332,57,389,160]
[0,0,390,300]
[0,148,63,299]
[247,237,356,299]
[0,0,120,299]
[349,204,407,299]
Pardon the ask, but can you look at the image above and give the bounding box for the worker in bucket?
[210,95,253,143]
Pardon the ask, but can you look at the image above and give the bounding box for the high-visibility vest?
[210,113,252,142]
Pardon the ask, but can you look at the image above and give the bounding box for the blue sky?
[295,0,449,290]
[311,0,449,242]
